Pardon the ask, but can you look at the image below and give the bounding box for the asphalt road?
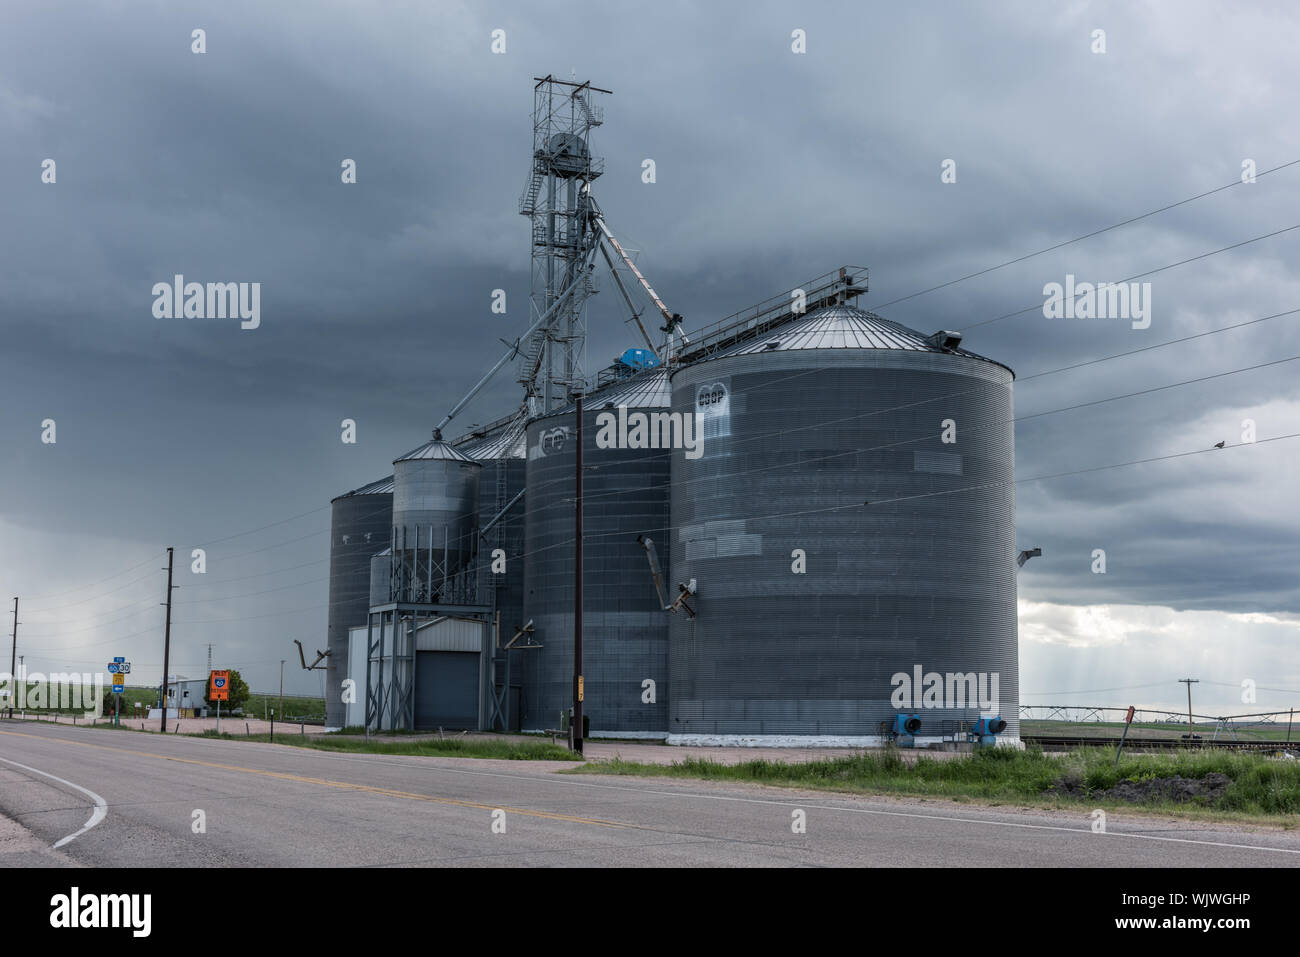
[2,720,1297,867]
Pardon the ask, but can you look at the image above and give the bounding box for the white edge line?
[0,754,108,848]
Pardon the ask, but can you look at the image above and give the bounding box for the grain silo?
[521,368,673,736]
[667,303,1018,744]
[389,431,481,603]
[325,476,393,730]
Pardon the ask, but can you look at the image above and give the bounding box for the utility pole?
[279,659,285,722]
[161,547,175,733]
[572,389,584,755]
[207,643,212,676]
[7,598,17,719]
[1179,678,1199,735]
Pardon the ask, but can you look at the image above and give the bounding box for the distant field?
[244,693,326,722]
[1021,719,1296,742]
[83,687,328,723]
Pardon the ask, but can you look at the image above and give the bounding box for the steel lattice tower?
[517,76,609,414]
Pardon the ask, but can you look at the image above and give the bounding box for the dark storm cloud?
[2,0,1298,694]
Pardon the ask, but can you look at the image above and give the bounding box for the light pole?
[7,598,18,719]
[571,390,585,755]
[161,547,175,733]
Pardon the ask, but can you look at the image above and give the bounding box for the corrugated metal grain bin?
[390,432,481,603]
[667,304,1019,744]
[521,370,673,735]
[325,476,393,729]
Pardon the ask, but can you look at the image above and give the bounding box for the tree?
[203,669,250,713]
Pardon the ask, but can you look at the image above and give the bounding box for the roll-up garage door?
[415,651,479,729]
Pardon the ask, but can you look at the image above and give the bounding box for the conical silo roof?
[330,475,395,503]
[544,367,671,418]
[393,430,477,464]
[458,421,527,460]
[714,303,1011,374]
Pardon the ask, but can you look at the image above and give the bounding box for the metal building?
[521,368,674,736]
[325,476,393,730]
[667,303,1019,745]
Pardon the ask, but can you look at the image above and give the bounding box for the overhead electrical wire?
[957,221,1300,331]
[869,158,1300,311]
[19,551,166,609]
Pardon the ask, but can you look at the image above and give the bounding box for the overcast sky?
[2,1,1297,716]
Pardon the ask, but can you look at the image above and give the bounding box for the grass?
[196,728,580,761]
[569,746,1300,822]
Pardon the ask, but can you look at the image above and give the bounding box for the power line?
[868,158,1300,312]
[958,221,1300,331]
[1021,683,1175,696]
[20,552,166,609]
[186,556,329,587]
[174,575,328,605]
[192,504,333,550]
[19,600,163,637]
[1017,306,1300,381]
[1016,354,1300,424]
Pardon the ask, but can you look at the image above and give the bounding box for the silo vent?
[926,330,963,351]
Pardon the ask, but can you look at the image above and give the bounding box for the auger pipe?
[437,264,594,433]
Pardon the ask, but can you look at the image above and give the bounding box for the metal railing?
[675,265,868,364]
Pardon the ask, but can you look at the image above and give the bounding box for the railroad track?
[1023,735,1299,752]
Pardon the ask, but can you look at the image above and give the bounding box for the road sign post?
[108,659,129,726]
[208,670,230,735]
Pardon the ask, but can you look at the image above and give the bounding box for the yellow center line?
[0,728,635,830]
